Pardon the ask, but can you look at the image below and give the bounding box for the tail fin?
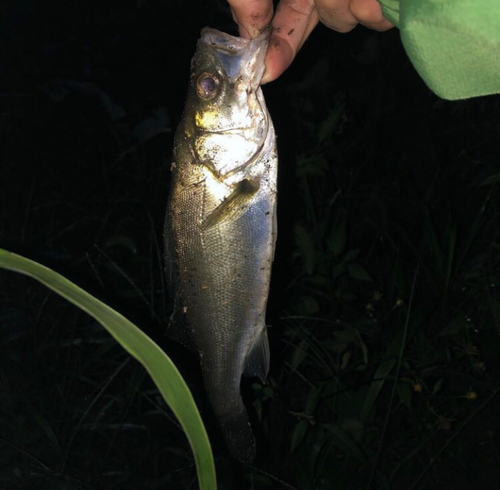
[202,330,270,463]
[202,364,257,463]
[218,409,256,463]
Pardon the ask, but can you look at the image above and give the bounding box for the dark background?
[1,1,499,489]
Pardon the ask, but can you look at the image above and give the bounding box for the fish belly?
[166,158,276,461]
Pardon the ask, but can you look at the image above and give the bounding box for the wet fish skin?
[164,27,277,462]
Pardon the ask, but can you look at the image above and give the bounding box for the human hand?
[227,0,394,83]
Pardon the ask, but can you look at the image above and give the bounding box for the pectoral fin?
[201,178,260,231]
[243,328,270,382]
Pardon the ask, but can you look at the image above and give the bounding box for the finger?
[227,0,274,38]
[315,0,359,33]
[350,0,394,31]
[262,0,319,83]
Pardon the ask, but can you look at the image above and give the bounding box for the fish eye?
[196,72,220,100]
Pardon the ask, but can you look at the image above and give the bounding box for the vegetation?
[1,1,499,489]
[0,250,216,490]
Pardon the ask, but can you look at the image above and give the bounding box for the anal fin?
[243,328,270,382]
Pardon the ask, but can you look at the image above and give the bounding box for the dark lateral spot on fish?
[265,211,270,215]
[288,28,295,35]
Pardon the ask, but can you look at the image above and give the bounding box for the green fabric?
[378,0,500,100]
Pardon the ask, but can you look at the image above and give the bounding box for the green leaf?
[322,423,367,463]
[397,381,412,410]
[333,329,358,344]
[346,263,373,282]
[343,248,360,263]
[290,419,309,453]
[361,359,396,420]
[305,385,323,415]
[340,417,364,442]
[317,101,345,143]
[0,249,216,490]
[291,339,309,369]
[296,155,329,177]
[439,315,468,337]
[331,262,345,278]
[294,295,320,315]
[354,329,369,365]
[479,172,500,186]
[432,378,444,395]
[325,328,357,353]
[245,471,274,487]
[294,224,316,275]
[327,223,346,256]
[104,235,139,254]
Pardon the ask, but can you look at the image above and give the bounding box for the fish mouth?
[198,27,271,138]
[200,26,271,89]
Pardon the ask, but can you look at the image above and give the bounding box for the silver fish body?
[164,27,277,462]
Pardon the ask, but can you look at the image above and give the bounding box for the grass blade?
[323,423,367,464]
[408,385,500,490]
[366,263,419,489]
[0,248,216,490]
[360,359,395,421]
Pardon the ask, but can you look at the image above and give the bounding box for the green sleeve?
[378,0,500,100]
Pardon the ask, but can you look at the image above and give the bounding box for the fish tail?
[217,407,256,463]
[202,366,257,463]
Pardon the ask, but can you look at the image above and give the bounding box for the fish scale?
[164,26,277,462]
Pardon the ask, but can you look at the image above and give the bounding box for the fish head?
[180,27,272,179]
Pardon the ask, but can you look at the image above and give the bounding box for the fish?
[164,26,277,463]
